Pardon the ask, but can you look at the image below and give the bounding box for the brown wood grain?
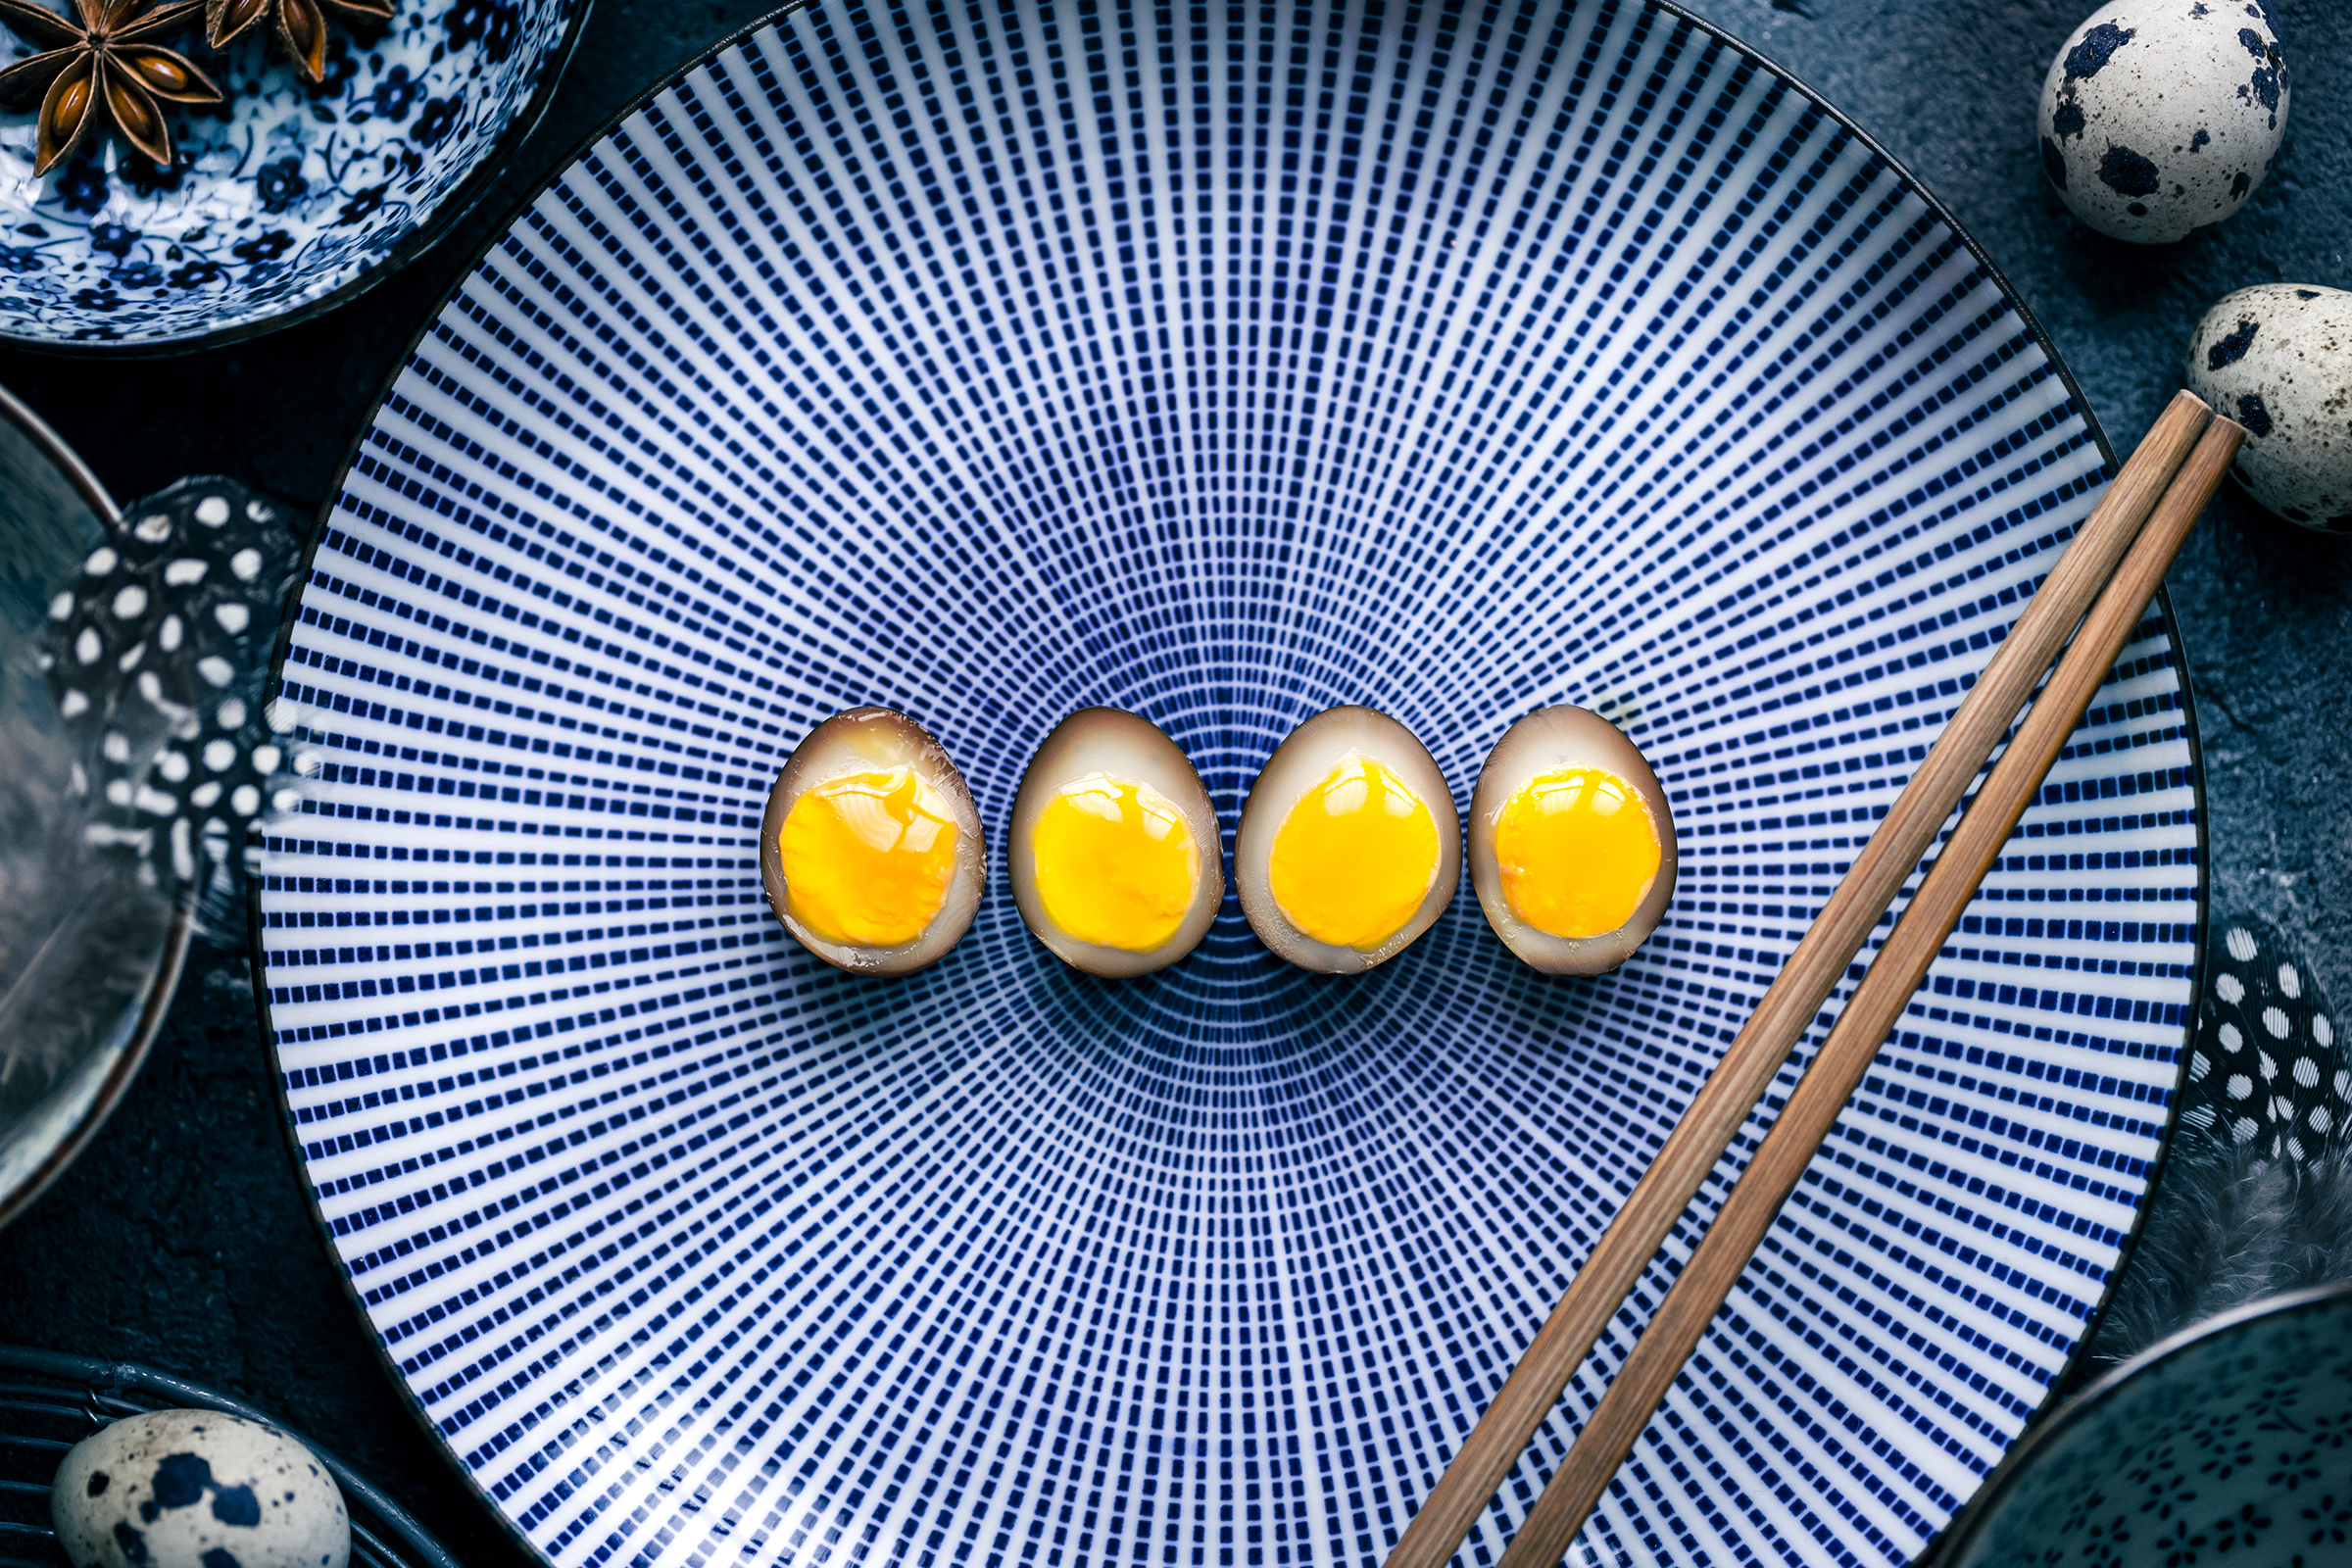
[1378,388,2216,1568]
[1494,414,2246,1568]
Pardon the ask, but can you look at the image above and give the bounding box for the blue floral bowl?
[1935,1281,2352,1566]
[0,0,587,350]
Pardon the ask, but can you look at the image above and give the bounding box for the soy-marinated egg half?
[760,708,987,975]
[1009,709,1224,978]
[1470,706,1675,975]
[1236,707,1460,974]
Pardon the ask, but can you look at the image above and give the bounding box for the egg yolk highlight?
[780,765,960,947]
[1492,767,1660,939]
[1031,775,1199,952]
[1267,755,1441,951]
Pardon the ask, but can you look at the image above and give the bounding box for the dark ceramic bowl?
[0,0,590,351]
[0,1344,458,1566]
[0,385,190,1232]
[1936,1280,2352,1565]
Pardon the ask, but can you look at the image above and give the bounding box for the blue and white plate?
[0,0,587,349]
[255,2,2206,1564]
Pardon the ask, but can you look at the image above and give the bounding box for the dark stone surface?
[1,0,2346,1562]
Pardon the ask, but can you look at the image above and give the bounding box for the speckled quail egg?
[1236,707,1460,975]
[1009,709,1224,978]
[2037,0,2288,244]
[1469,707,1677,976]
[2186,284,2352,531]
[51,1408,349,1568]
[760,707,987,975]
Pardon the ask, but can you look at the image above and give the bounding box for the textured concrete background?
[1,1,2346,1562]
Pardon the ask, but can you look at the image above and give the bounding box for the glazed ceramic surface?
[0,0,584,348]
[1939,1283,2352,1567]
[256,1,2206,1563]
[0,389,181,1231]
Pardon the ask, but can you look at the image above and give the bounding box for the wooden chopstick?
[1381,387,2220,1568]
[1494,412,2246,1568]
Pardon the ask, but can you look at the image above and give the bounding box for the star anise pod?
[205,0,388,85]
[0,0,221,175]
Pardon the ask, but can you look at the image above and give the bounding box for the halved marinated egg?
[1008,708,1224,978]
[760,707,987,975]
[1469,706,1676,975]
[1235,706,1460,974]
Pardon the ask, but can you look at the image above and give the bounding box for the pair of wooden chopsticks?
[1388,389,2245,1568]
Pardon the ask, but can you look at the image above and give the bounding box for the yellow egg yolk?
[1030,775,1199,952]
[1267,755,1442,951]
[780,765,960,948]
[1492,766,1661,939]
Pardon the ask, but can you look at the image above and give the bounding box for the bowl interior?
[0,397,179,1228]
[0,1344,459,1568]
[1944,1285,2352,1567]
[0,0,579,348]
[258,3,2202,1564]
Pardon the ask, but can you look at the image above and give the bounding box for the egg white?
[1008,708,1224,978]
[1469,705,1676,975]
[760,707,988,975]
[1235,706,1460,974]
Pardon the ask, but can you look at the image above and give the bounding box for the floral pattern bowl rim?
[0,0,594,357]
[1929,1277,2352,1565]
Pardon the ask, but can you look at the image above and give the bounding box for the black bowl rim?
[0,1341,461,1568]
[0,0,597,360]
[0,382,196,1237]
[247,3,2212,1563]
[1926,1277,2352,1566]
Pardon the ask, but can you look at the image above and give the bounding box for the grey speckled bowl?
[0,0,589,352]
[1936,1281,2352,1566]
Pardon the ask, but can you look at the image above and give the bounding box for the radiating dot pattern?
[258,3,2201,1565]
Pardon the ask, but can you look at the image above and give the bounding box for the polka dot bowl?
[255,2,2211,1565]
[0,0,589,351]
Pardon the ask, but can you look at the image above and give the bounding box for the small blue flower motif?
[115,261,164,289]
[305,33,362,103]
[119,157,186,197]
[256,158,310,215]
[336,183,389,224]
[68,284,120,311]
[167,259,223,289]
[56,159,107,216]
[444,0,522,66]
[0,246,41,274]
[368,65,420,124]
[89,222,138,260]
[232,229,295,265]
[412,96,462,146]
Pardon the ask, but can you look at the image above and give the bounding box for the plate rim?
[0,0,599,359]
[247,1,2214,1560]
